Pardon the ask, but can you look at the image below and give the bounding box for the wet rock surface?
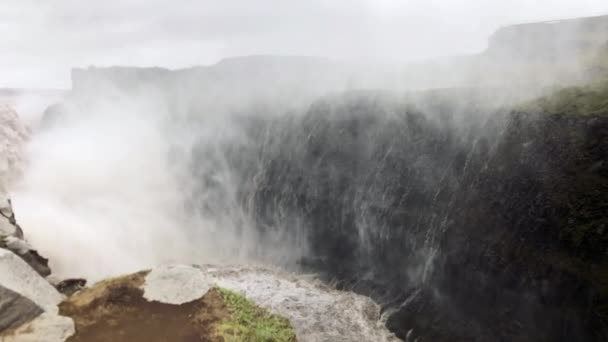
[196,265,398,342]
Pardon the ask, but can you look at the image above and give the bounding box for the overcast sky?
[1,0,607,88]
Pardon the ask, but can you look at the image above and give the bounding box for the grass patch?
[516,79,608,116]
[215,287,296,342]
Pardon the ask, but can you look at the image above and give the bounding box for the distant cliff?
[69,15,608,96]
[71,66,172,96]
[487,15,608,63]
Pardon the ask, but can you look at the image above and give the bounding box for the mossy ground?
[214,288,297,342]
[60,272,297,342]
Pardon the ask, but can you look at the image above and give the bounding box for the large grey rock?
[0,285,43,332]
[0,249,62,313]
[143,265,213,304]
[0,249,73,341]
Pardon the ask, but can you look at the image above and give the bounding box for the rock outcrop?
[57,265,395,342]
[1,230,397,342]
[0,104,75,341]
[0,197,50,277]
[0,243,399,342]
[2,231,394,342]
[0,105,50,276]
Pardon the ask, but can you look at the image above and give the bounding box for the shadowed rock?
[0,285,43,331]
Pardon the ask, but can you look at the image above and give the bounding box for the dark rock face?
[388,112,608,341]
[54,278,87,297]
[184,93,608,341]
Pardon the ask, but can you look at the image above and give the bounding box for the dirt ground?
[59,272,230,342]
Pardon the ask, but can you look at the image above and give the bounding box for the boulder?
[0,285,43,332]
[0,249,62,313]
[0,248,74,341]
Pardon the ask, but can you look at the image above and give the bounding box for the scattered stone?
[54,279,87,297]
[143,265,213,305]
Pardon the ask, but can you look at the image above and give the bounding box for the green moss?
[516,80,608,116]
[215,287,297,342]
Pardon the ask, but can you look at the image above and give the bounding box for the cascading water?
[172,91,517,339]
[176,88,602,341]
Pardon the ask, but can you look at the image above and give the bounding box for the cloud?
[0,0,607,88]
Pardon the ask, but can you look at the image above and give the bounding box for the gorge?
[2,13,608,342]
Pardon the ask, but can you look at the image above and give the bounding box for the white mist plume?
[3,0,606,283]
[10,81,313,281]
[12,94,186,280]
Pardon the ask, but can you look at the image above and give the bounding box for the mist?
[0,2,607,340]
[1,0,607,88]
[10,73,325,280]
[4,1,606,280]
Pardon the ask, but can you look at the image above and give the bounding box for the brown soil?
[59,272,230,342]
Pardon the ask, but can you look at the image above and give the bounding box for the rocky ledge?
[0,258,397,341]
[0,207,396,342]
[0,196,396,341]
[0,103,397,341]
